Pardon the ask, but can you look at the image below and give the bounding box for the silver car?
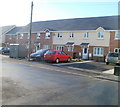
[105,53,120,65]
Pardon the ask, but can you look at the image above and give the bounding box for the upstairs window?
[70,33,74,38]
[45,32,50,39]
[115,32,120,40]
[58,33,62,38]
[36,33,41,39]
[9,35,12,40]
[20,34,24,39]
[84,32,89,39]
[98,32,104,39]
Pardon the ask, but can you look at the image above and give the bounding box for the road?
[1,55,119,105]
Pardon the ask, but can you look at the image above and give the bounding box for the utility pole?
[28,1,33,61]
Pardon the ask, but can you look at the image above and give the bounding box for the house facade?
[2,15,119,61]
[0,25,16,47]
[109,31,120,53]
[52,27,111,61]
[17,29,53,52]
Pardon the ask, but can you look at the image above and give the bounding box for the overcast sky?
[0,0,119,26]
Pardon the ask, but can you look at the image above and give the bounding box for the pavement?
[1,54,119,82]
[103,68,114,74]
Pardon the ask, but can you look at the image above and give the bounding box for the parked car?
[105,53,120,65]
[0,47,10,54]
[44,50,71,63]
[30,49,50,61]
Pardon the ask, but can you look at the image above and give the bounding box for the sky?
[0,0,119,26]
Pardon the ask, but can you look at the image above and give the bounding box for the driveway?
[52,61,114,73]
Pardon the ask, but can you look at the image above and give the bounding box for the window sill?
[83,38,89,40]
[93,55,104,57]
[114,38,120,40]
[36,38,40,39]
[45,38,50,39]
[97,38,104,40]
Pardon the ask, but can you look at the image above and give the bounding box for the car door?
[58,51,63,61]
[108,53,114,63]
[61,51,68,61]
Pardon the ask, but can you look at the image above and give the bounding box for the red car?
[44,50,71,63]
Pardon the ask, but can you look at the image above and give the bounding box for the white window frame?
[36,33,41,39]
[98,32,104,39]
[9,35,12,40]
[45,32,50,39]
[70,33,74,38]
[43,45,51,49]
[17,34,19,39]
[84,32,89,39]
[20,34,24,39]
[27,33,30,39]
[115,32,120,40]
[36,43,41,51]
[56,46,64,51]
[58,33,62,38]
[114,48,120,53]
[67,46,74,52]
[93,47,104,56]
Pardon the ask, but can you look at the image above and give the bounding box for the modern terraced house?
[2,15,120,61]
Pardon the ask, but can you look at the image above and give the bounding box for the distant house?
[17,15,119,61]
[5,27,22,46]
[0,25,16,47]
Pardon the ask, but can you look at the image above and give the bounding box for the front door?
[82,48,89,59]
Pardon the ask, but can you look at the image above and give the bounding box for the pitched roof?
[0,25,16,35]
[19,15,118,33]
[66,42,74,46]
[6,27,23,35]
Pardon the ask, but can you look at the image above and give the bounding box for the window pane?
[114,49,118,53]
[97,48,100,55]
[94,48,96,55]
[101,48,104,55]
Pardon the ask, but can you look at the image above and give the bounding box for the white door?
[82,48,89,59]
[36,43,40,51]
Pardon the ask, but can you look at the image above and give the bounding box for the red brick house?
[10,15,118,61]
[0,25,16,47]
[5,27,22,47]
[109,31,120,53]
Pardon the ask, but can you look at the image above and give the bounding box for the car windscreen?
[108,53,119,57]
[113,53,119,57]
[46,51,56,54]
[35,49,45,54]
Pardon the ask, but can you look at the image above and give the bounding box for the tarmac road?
[1,55,119,105]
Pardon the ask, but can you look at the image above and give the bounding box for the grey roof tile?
[19,15,118,33]
[0,25,16,35]
[6,27,23,35]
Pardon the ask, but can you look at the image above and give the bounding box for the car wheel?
[67,57,71,62]
[106,62,109,65]
[56,58,59,63]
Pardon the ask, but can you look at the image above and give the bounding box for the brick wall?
[110,31,120,52]
[17,32,53,52]
[4,34,17,47]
